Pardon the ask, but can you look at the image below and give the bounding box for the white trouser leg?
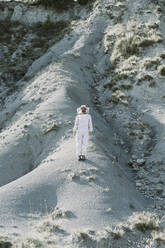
[75,131,89,157]
[75,132,83,156]
[81,132,89,156]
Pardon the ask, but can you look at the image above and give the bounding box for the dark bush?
[0,19,12,36]
[35,0,74,11]
[32,0,94,10]
[78,0,94,5]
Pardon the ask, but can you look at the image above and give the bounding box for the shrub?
[129,203,135,209]
[25,238,43,247]
[137,73,153,82]
[115,32,140,58]
[143,56,160,69]
[121,83,133,90]
[158,64,165,76]
[152,231,165,245]
[113,72,128,81]
[149,81,156,88]
[42,15,55,32]
[78,0,95,5]
[129,212,160,233]
[31,0,95,10]
[0,240,12,247]
[112,230,123,240]
[0,19,12,40]
[106,81,117,89]
[112,85,120,92]
[135,222,156,233]
[109,90,128,105]
[35,0,74,11]
[110,22,163,65]
[32,20,70,41]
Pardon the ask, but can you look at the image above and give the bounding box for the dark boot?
[82,155,86,161]
[78,155,82,161]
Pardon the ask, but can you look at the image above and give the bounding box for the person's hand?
[89,131,93,136]
[73,131,76,136]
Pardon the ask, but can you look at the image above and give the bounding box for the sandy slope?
[0,0,157,246]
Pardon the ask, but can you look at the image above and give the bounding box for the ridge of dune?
[0,0,165,247]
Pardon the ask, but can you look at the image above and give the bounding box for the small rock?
[87,176,95,181]
[136,182,142,187]
[104,187,110,192]
[136,159,145,166]
[69,173,77,180]
[106,208,112,213]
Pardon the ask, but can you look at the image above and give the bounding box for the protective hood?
[77,105,89,114]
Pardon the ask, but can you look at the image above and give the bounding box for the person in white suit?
[73,105,93,161]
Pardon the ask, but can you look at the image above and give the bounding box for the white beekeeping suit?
[73,105,93,161]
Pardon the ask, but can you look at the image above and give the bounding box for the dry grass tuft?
[36,219,63,234]
[51,207,73,219]
[158,64,165,76]
[104,21,163,66]
[128,212,160,233]
[109,90,128,105]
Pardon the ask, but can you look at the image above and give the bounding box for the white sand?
[0,0,164,247]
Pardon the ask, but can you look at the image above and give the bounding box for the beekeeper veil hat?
[77,105,89,114]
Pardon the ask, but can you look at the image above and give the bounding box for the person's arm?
[88,114,93,136]
[73,115,79,136]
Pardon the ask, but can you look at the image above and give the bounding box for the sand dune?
[0,0,164,247]
[0,34,152,245]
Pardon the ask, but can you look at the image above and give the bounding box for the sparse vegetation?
[78,0,95,5]
[43,122,60,134]
[112,85,119,92]
[121,83,133,90]
[16,238,44,248]
[158,64,165,76]
[129,203,135,209]
[69,172,78,180]
[112,72,128,81]
[32,0,74,11]
[0,18,71,99]
[0,18,12,37]
[149,81,156,88]
[108,22,163,65]
[87,175,96,181]
[115,32,140,58]
[0,240,12,248]
[129,212,160,233]
[111,229,123,240]
[152,231,165,246]
[135,222,157,233]
[29,0,95,11]
[37,220,62,233]
[72,231,96,247]
[31,20,71,41]
[109,90,128,105]
[142,56,160,69]
[137,73,154,83]
[51,207,73,219]
[41,15,55,33]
